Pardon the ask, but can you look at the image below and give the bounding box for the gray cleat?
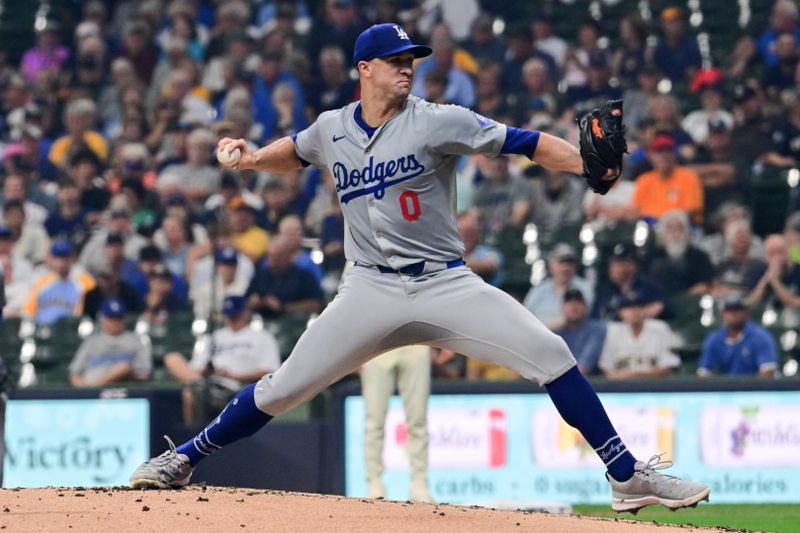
[607,454,710,513]
[130,435,194,489]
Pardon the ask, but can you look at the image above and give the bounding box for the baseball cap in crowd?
[353,23,432,64]
[228,196,253,212]
[618,290,648,309]
[0,227,11,239]
[660,7,683,22]
[100,298,127,318]
[548,243,577,262]
[708,118,730,134]
[51,239,74,257]
[563,287,585,303]
[720,293,747,311]
[733,83,757,104]
[222,295,247,317]
[148,263,172,280]
[610,243,638,262]
[106,232,125,246]
[649,134,676,152]
[139,245,163,263]
[216,246,239,264]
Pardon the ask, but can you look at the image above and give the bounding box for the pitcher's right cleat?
[130,435,194,489]
[607,454,710,514]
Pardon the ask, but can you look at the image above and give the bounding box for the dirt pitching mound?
[0,487,722,532]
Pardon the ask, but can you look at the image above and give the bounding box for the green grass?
[574,504,800,533]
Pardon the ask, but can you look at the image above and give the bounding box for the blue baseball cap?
[100,297,127,318]
[216,246,239,264]
[353,23,432,64]
[222,295,247,317]
[51,239,75,257]
[0,226,12,239]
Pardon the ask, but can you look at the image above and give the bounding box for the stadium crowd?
[1,0,800,393]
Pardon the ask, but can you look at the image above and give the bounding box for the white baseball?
[217,147,241,166]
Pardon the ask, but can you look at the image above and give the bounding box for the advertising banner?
[3,398,150,488]
[344,391,800,504]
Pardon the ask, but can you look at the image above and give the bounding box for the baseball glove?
[577,99,627,195]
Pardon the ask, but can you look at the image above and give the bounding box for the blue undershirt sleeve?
[500,127,541,158]
[290,133,311,168]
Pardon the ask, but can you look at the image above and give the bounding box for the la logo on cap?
[394,25,409,40]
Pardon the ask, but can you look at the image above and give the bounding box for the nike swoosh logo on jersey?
[333,154,426,204]
[332,134,346,143]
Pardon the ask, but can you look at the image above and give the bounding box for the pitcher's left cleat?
[130,435,194,489]
[607,454,710,514]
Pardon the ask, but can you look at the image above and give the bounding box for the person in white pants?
[361,344,432,503]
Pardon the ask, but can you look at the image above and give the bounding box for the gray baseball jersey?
[253,97,576,416]
[294,96,506,268]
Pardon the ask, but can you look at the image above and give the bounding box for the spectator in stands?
[501,24,557,95]
[763,32,799,95]
[164,294,280,400]
[156,214,192,279]
[621,64,662,140]
[158,128,221,207]
[274,215,322,281]
[633,134,704,224]
[714,220,766,296]
[229,196,270,263]
[730,83,775,168]
[44,179,89,248]
[142,263,188,320]
[524,243,593,329]
[688,119,747,217]
[309,46,357,114]
[20,19,69,84]
[261,179,293,234]
[593,243,666,321]
[3,200,49,266]
[307,0,364,66]
[190,246,251,321]
[763,93,800,168]
[252,50,306,143]
[69,298,151,387]
[0,173,48,225]
[466,357,521,381]
[470,155,531,240]
[637,95,696,164]
[698,294,778,377]
[421,69,449,105]
[532,14,567,69]
[247,235,324,319]
[65,147,111,219]
[611,14,649,89]
[48,99,109,169]
[652,7,702,83]
[79,207,148,276]
[563,19,606,89]
[119,21,159,85]
[83,258,143,319]
[583,176,637,231]
[565,51,622,118]
[529,167,585,236]
[458,211,502,287]
[430,348,467,379]
[515,58,557,121]
[412,33,476,108]
[644,209,713,295]
[598,291,681,379]
[24,240,96,326]
[757,0,800,67]
[699,202,764,266]
[320,193,345,272]
[682,72,734,144]
[746,234,800,310]
[474,63,515,123]
[0,226,33,318]
[463,12,506,64]
[554,288,606,375]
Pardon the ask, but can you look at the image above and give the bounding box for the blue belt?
[374,258,465,275]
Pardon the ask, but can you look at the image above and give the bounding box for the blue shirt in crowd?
[554,319,607,375]
[699,321,778,376]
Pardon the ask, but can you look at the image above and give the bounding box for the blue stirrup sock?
[545,366,637,481]
[177,383,273,466]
